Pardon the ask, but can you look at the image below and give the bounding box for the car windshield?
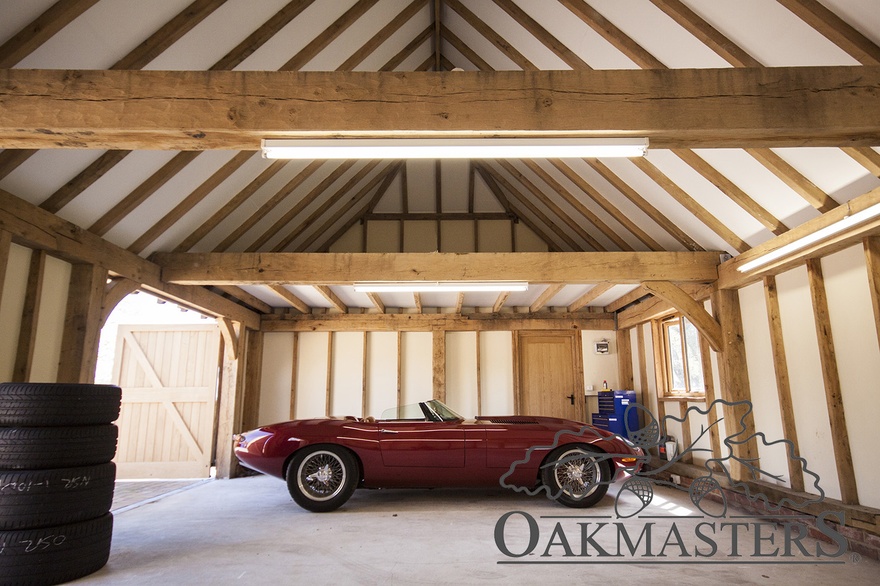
[380,400,463,422]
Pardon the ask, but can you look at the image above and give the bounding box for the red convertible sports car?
[234,400,644,512]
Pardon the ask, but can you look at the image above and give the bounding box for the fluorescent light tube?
[262,138,648,160]
[354,282,529,293]
[737,202,880,273]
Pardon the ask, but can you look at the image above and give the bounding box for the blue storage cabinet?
[591,390,638,439]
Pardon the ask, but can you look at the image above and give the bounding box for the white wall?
[258,328,612,424]
[480,331,514,415]
[258,332,294,425]
[819,246,880,507]
[581,330,619,391]
[446,332,478,417]
[30,255,70,382]
[775,265,841,499]
[0,245,71,383]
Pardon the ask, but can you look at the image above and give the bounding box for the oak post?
[57,263,107,383]
[710,288,760,481]
[216,321,248,479]
[806,259,858,504]
[433,329,446,402]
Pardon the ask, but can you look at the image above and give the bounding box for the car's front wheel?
[286,446,358,512]
[541,444,610,508]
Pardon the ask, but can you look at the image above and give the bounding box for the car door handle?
[379,429,398,434]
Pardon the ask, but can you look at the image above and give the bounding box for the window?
[661,315,705,396]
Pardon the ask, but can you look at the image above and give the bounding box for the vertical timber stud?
[362,331,368,417]
[574,331,586,422]
[616,328,634,390]
[58,263,107,383]
[397,331,403,410]
[650,320,667,420]
[326,332,334,416]
[698,334,724,468]
[636,325,649,429]
[475,330,482,416]
[216,320,247,479]
[806,259,859,504]
[864,237,880,350]
[678,402,694,464]
[290,332,299,420]
[433,329,446,402]
[763,275,805,492]
[13,250,46,383]
[710,288,760,481]
[242,330,263,432]
[511,332,521,414]
[0,230,11,310]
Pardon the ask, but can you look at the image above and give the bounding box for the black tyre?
[0,383,121,427]
[286,445,359,513]
[0,426,118,470]
[541,444,611,508]
[0,514,112,586]
[0,463,116,530]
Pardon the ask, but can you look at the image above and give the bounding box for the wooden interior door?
[517,331,585,421]
[112,325,221,479]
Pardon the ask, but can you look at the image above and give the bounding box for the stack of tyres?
[0,383,121,586]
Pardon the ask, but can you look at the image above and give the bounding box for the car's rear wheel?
[286,446,358,513]
[541,444,610,508]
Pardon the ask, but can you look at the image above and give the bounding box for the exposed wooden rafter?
[496,160,606,251]
[269,285,310,314]
[521,160,632,251]
[630,158,750,254]
[312,162,402,252]
[549,160,662,251]
[529,284,565,313]
[777,0,880,66]
[315,285,347,313]
[446,0,535,70]
[568,283,614,312]
[491,0,589,69]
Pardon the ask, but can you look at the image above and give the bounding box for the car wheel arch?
[537,441,608,478]
[282,442,363,485]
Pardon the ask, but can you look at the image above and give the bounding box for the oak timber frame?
[0,66,876,511]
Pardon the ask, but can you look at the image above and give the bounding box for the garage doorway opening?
[95,291,220,486]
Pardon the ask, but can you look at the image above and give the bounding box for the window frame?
[658,314,706,399]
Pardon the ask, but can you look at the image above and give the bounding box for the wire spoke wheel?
[298,451,346,501]
[553,448,601,499]
[287,446,358,512]
[541,445,610,508]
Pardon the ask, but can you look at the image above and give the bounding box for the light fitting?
[353,282,529,293]
[736,202,880,273]
[261,138,648,160]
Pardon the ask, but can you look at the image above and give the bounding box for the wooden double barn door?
[112,325,221,479]
[516,331,586,422]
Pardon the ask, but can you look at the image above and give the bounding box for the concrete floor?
[72,475,877,585]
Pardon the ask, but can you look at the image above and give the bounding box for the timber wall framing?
[619,241,880,513]
[256,320,620,426]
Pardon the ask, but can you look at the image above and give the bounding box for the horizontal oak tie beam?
[1,67,878,150]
